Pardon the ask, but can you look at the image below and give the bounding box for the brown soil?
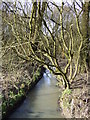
[60,72,90,118]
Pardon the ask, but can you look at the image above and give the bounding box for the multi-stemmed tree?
[2,0,89,89]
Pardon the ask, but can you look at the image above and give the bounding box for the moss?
[62,88,72,97]
[60,88,72,109]
[2,67,44,119]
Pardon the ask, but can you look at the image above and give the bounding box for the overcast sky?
[3,0,89,3]
[2,0,87,5]
[3,0,84,4]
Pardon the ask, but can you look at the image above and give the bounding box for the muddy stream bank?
[8,70,64,118]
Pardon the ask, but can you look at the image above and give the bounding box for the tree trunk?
[81,2,90,71]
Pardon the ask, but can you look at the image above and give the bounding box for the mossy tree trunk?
[81,2,90,72]
[3,1,87,90]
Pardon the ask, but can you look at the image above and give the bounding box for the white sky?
[3,0,84,3]
[3,0,88,4]
[3,0,89,3]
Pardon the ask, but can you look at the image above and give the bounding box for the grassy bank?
[57,73,90,118]
[1,66,45,119]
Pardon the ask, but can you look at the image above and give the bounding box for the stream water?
[9,70,64,118]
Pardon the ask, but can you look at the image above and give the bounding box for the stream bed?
[9,70,64,118]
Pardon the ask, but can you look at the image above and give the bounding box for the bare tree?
[2,0,88,89]
[81,1,90,72]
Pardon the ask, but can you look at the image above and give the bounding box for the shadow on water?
[9,70,64,118]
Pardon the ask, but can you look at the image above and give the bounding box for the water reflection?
[43,72,51,85]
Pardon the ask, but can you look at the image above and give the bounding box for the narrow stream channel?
[9,70,64,118]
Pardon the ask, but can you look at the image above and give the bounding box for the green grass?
[2,67,42,118]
